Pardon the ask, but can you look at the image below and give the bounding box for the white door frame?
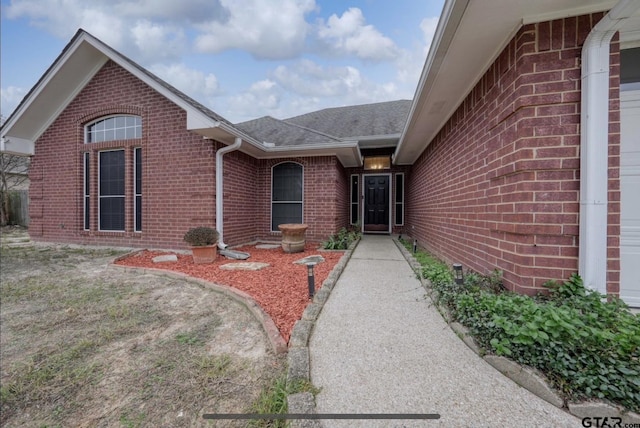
[620,88,640,307]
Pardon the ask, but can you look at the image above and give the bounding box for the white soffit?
[395,0,617,165]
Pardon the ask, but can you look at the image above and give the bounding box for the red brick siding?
[30,60,220,249]
[255,156,349,243]
[405,13,621,295]
[222,149,259,245]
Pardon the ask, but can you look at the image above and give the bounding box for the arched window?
[271,162,303,231]
[85,115,141,143]
[83,115,143,232]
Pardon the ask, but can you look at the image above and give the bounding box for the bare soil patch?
[0,239,283,427]
[115,243,344,342]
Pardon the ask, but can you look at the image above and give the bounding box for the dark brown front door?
[364,175,389,232]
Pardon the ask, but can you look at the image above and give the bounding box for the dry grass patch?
[1,242,282,427]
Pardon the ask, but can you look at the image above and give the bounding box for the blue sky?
[1,0,444,123]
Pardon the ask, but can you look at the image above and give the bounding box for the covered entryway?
[362,174,390,233]
[620,89,640,307]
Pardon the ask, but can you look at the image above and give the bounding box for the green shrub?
[183,227,219,246]
[405,243,640,412]
[322,227,360,250]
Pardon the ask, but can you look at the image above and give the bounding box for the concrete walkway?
[309,235,580,427]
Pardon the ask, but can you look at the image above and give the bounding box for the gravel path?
[309,235,581,427]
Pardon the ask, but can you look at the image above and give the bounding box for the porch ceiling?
[394,0,628,165]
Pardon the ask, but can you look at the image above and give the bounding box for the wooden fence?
[3,190,29,226]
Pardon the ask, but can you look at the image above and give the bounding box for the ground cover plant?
[400,239,640,413]
[321,226,360,250]
[0,237,284,427]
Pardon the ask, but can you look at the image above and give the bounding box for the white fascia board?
[0,136,34,156]
[3,36,107,143]
[523,1,616,24]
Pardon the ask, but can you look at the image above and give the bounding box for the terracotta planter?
[191,245,217,264]
[278,223,308,253]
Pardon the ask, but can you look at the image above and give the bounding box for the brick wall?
[405,13,621,295]
[30,60,220,249]
[29,60,352,249]
[255,156,349,243]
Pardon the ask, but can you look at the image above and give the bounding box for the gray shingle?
[284,100,412,138]
[234,116,345,147]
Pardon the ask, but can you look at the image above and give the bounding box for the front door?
[363,175,390,233]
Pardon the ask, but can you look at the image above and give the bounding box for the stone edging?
[285,238,360,428]
[110,251,287,354]
[393,238,640,425]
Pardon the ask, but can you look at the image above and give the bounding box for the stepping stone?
[153,254,178,263]
[220,249,250,260]
[256,244,280,249]
[294,255,325,265]
[220,262,270,271]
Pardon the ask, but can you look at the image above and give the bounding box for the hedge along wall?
[405,13,621,295]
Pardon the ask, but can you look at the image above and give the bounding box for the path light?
[453,263,464,285]
[413,239,417,254]
[306,262,316,299]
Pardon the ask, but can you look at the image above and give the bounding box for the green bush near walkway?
[400,239,640,413]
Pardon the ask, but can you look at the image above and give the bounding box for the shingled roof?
[234,116,347,147]
[283,100,412,139]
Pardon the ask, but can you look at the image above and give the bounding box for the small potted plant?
[183,227,219,264]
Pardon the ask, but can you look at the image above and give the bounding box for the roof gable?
[0,29,256,154]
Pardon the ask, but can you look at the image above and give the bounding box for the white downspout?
[579,0,639,292]
[216,137,242,249]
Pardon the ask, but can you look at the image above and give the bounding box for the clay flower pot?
[278,223,308,253]
[183,227,219,264]
[190,245,217,264]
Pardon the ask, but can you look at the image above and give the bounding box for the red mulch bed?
[114,243,344,342]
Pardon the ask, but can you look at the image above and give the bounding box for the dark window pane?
[84,153,90,195]
[99,151,125,196]
[351,203,358,224]
[272,163,302,201]
[272,203,302,230]
[100,197,125,230]
[135,196,142,232]
[395,174,403,203]
[135,148,142,194]
[395,204,404,226]
[84,198,90,230]
[351,176,358,203]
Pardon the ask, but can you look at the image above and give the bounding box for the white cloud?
[131,20,187,63]
[226,79,282,122]
[317,8,398,61]
[194,0,316,59]
[150,63,219,99]
[273,59,398,104]
[1,86,28,120]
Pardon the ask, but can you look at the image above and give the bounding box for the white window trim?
[83,152,90,231]
[270,161,304,232]
[134,147,142,233]
[98,149,126,232]
[85,114,142,144]
[394,172,405,227]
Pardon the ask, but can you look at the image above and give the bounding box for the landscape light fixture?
[306,262,316,299]
[453,263,464,285]
[413,239,417,254]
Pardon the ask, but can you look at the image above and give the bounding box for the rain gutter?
[579,0,640,292]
